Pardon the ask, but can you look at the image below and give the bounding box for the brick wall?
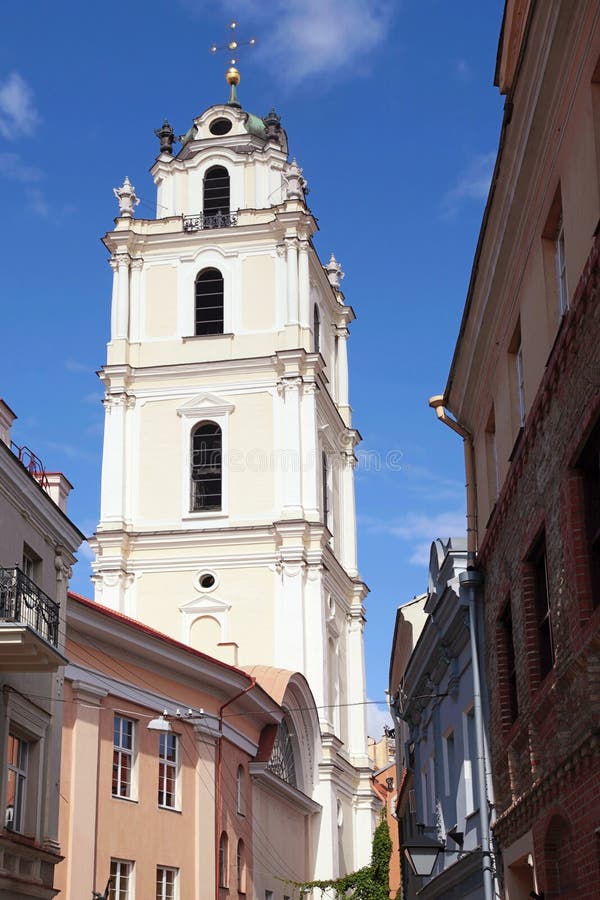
[479,234,600,898]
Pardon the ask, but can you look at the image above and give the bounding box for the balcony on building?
[0,567,66,671]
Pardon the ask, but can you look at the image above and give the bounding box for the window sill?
[183,511,228,521]
[158,804,182,814]
[111,794,138,804]
[183,333,234,342]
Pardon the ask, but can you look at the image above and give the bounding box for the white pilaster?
[298,238,310,327]
[336,326,350,416]
[346,610,369,763]
[129,258,143,343]
[115,253,131,339]
[274,561,305,672]
[278,377,303,518]
[300,381,320,519]
[99,394,128,523]
[339,449,358,576]
[286,237,299,324]
[109,257,119,337]
[303,566,326,714]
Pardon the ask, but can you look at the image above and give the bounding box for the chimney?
[0,399,17,447]
[44,472,73,514]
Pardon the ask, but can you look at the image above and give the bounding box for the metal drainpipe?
[215,678,257,900]
[429,396,495,899]
[428,396,478,565]
[460,568,495,900]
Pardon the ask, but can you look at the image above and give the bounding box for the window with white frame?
[112,716,134,799]
[158,733,178,808]
[191,422,222,511]
[110,859,133,900]
[156,865,178,900]
[5,733,28,832]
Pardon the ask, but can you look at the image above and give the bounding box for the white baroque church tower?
[91,67,374,878]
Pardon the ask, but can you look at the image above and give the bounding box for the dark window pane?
[195,268,224,336]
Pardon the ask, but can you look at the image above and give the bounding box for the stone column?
[298,238,310,327]
[285,237,299,324]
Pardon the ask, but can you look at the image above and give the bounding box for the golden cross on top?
[209,20,256,65]
[209,21,257,106]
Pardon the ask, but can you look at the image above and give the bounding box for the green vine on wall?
[290,818,392,899]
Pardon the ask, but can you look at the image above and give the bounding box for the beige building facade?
[0,400,83,899]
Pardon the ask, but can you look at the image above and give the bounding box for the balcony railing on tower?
[183,210,238,232]
[0,567,59,647]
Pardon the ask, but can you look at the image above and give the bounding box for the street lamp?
[403,829,445,877]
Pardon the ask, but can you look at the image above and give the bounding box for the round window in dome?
[210,118,233,136]
[198,572,216,590]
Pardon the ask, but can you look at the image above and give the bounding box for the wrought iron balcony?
[183,210,238,232]
[0,567,59,648]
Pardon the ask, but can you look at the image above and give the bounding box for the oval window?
[210,118,232,136]
[199,573,216,589]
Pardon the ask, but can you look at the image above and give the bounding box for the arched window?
[203,165,230,223]
[195,268,224,336]
[313,304,320,353]
[236,765,245,815]
[267,718,297,787]
[191,422,222,511]
[237,839,246,893]
[219,831,229,888]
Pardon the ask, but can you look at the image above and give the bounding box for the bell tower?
[91,65,375,874]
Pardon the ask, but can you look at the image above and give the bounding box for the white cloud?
[77,541,95,562]
[65,359,91,373]
[181,0,393,84]
[27,187,49,217]
[0,72,40,139]
[441,151,496,219]
[0,151,42,182]
[366,699,392,738]
[455,58,471,80]
[361,508,466,565]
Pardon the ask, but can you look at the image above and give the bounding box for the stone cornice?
[0,442,84,556]
[248,763,321,814]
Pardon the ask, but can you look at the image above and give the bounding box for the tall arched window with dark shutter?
[203,165,230,220]
[191,422,222,511]
[313,304,321,353]
[195,268,224,335]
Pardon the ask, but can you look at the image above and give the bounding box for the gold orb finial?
[226,66,241,86]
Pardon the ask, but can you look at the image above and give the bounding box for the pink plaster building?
[56,593,321,900]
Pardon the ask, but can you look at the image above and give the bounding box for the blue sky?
[0,1,504,733]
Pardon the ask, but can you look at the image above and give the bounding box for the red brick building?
[437,2,600,897]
